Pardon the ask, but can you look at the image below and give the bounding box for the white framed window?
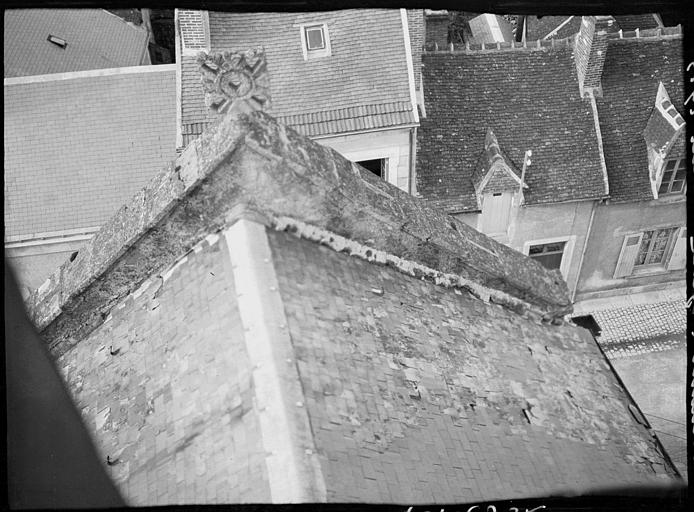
[522,235,576,280]
[356,158,388,179]
[658,158,686,196]
[299,23,331,60]
[613,226,686,278]
[340,147,400,187]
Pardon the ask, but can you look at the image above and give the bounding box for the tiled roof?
[596,35,684,202]
[4,68,177,239]
[180,10,416,139]
[4,9,150,78]
[417,45,606,213]
[27,105,678,503]
[613,14,662,31]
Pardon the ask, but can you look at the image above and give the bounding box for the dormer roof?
[472,128,525,197]
[643,82,685,157]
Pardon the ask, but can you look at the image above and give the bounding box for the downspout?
[572,199,597,303]
[409,127,417,195]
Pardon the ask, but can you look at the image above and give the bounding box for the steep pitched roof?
[4,67,177,239]
[417,44,606,213]
[4,9,150,78]
[26,104,679,503]
[28,101,576,339]
[180,10,416,140]
[596,32,684,203]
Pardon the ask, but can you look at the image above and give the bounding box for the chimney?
[573,16,611,97]
[176,9,210,54]
[425,10,450,48]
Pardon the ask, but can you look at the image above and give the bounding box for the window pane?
[531,252,563,270]
[306,27,325,49]
[664,160,676,171]
[671,180,684,192]
[675,168,686,180]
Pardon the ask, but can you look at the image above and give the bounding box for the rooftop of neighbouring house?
[522,14,662,41]
[417,40,606,213]
[596,32,684,203]
[3,67,177,240]
[4,9,150,78]
[28,99,679,500]
[179,9,416,143]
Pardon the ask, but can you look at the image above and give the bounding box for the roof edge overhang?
[28,107,573,355]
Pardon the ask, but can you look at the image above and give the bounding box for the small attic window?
[658,158,686,195]
[48,34,67,48]
[300,23,331,60]
[305,26,326,50]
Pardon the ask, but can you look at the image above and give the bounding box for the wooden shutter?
[613,233,643,278]
[666,227,687,271]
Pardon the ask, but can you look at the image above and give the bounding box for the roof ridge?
[606,25,682,41]
[271,216,561,324]
[423,35,575,54]
[27,106,572,339]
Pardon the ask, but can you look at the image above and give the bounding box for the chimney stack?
[573,16,611,97]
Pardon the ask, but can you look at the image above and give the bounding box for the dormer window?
[658,158,686,195]
[300,23,331,60]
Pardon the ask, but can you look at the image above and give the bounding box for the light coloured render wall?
[317,128,413,192]
[508,200,595,298]
[575,199,685,300]
[456,200,595,298]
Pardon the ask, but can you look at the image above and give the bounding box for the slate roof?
[613,14,662,31]
[596,35,684,203]
[4,68,177,239]
[28,104,679,504]
[180,10,416,140]
[4,9,150,78]
[417,45,606,213]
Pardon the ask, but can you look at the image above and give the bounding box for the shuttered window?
[614,227,683,278]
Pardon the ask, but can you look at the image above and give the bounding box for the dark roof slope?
[180,10,416,140]
[417,45,606,213]
[4,9,149,78]
[614,14,662,31]
[596,34,684,203]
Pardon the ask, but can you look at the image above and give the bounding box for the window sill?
[628,266,669,278]
[653,194,686,205]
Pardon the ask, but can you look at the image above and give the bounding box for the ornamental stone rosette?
[198,48,271,114]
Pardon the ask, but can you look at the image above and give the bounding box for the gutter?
[400,9,420,125]
[588,91,610,197]
[409,126,417,195]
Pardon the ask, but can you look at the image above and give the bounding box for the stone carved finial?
[198,48,270,114]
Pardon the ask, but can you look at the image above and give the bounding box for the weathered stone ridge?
[56,234,271,504]
[267,228,674,502]
[29,107,571,357]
